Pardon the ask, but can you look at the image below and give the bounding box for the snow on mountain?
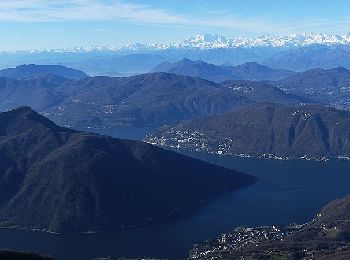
[120,33,350,51]
[4,33,350,54]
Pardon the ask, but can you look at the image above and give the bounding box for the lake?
[1,150,350,260]
[84,126,158,140]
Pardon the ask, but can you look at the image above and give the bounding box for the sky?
[0,0,350,50]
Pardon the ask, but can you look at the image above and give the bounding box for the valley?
[0,153,349,259]
[0,107,254,233]
[2,31,350,260]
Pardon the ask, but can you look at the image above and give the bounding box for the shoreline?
[0,178,255,236]
[149,143,350,163]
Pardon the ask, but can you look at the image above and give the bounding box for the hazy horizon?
[1,0,350,51]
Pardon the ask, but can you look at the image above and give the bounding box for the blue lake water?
[1,150,350,260]
[86,126,157,140]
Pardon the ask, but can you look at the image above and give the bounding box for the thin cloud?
[0,0,288,33]
[0,0,188,23]
[0,0,349,35]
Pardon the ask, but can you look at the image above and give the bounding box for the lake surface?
[2,151,350,260]
[87,126,157,140]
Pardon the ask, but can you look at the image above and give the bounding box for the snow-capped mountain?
[4,33,350,54]
[120,33,350,51]
[2,33,350,75]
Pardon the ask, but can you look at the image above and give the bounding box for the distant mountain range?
[147,103,350,160]
[121,33,350,50]
[66,53,168,76]
[152,59,295,82]
[8,33,350,53]
[0,64,88,80]
[0,107,254,233]
[2,33,350,75]
[264,45,350,71]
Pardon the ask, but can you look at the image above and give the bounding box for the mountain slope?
[147,103,350,159]
[0,107,254,233]
[275,67,350,109]
[221,80,311,105]
[189,190,350,260]
[264,45,350,71]
[318,194,350,231]
[226,62,295,81]
[152,59,295,82]
[68,53,168,76]
[0,75,72,111]
[0,72,251,130]
[0,64,88,80]
[45,72,250,129]
[151,59,234,82]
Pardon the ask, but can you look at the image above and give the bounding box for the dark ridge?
[147,103,350,159]
[45,72,251,129]
[274,67,350,108]
[152,59,295,82]
[0,250,54,260]
[0,107,255,233]
[0,64,88,80]
[0,72,251,128]
[220,80,312,105]
[226,62,296,81]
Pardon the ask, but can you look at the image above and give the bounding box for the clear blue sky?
[1,0,349,50]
